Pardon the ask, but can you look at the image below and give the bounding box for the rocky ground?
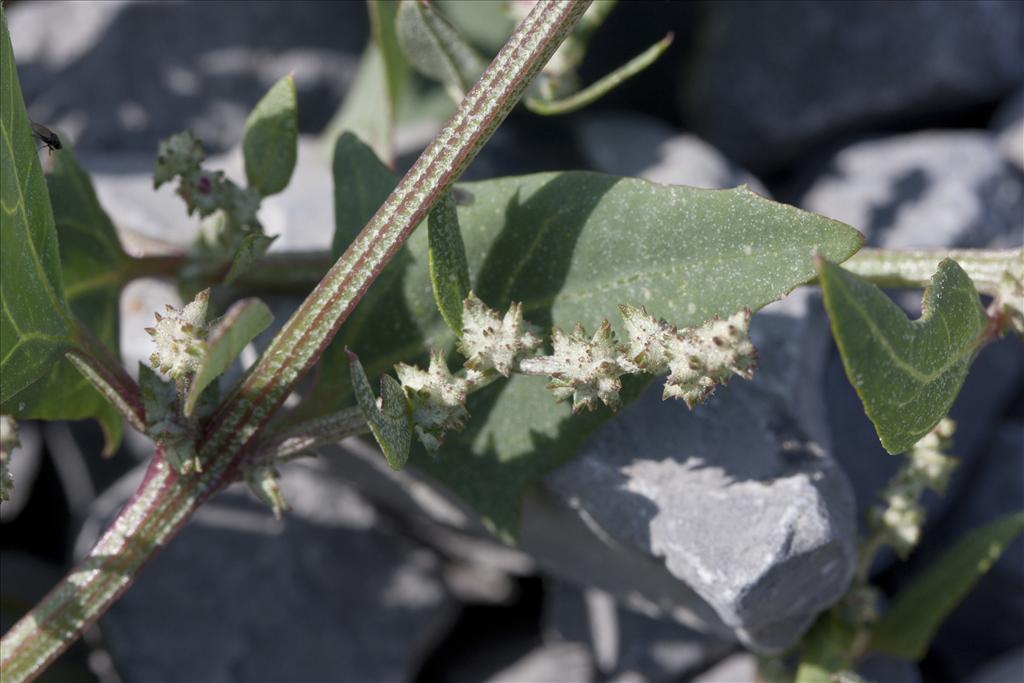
[2,2,1022,682]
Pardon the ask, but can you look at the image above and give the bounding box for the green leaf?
[428,190,471,334]
[370,0,408,124]
[347,349,411,470]
[224,233,277,285]
[323,45,394,166]
[525,33,673,116]
[0,8,74,404]
[396,0,486,101]
[794,613,856,683]
[2,144,130,451]
[331,132,399,256]
[817,257,988,454]
[871,511,1024,660]
[312,135,863,539]
[184,298,273,417]
[243,75,298,197]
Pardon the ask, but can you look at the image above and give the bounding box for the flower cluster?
[154,131,264,238]
[871,418,957,556]
[367,296,758,455]
[459,294,543,376]
[395,352,471,451]
[139,366,200,474]
[145,289,211,380]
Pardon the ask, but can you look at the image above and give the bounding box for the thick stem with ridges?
[0,2,592,680]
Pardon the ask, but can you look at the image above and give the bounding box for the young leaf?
[224,233,277,285]
[331,132,399,256]
[396,0,486,101]
[243,75,298,197]
[525,32,673,116]
[817,257,988,454]
[428,190,471,334]
[2,144,129,451]
[347,349,411,470]
[870,511,1024,660]
[0,9,74,403]
[309,141,864,539]
[184,298,273,417]
[370,0,408,126]
[794,613,856,683]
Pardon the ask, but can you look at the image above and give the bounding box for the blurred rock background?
[2,1,1022,682]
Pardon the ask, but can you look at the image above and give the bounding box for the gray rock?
[691,652,756,683]
[991,89,1024,172]
[79,463,456,683]
[857,654,922,683]
[964,648,1024,683]
[8,0,365,153]
[484,642,595,683]
[572,112,768,194]
[798,131,1024,249]
[544,581,732,681]
[682,1,1024,172]
[542,336,857,653]
[313,305,857,655]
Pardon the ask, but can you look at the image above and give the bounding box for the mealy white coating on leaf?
[147,290,211,380]
[395,351,469,451]
[459,293,543,376]
[0,415,19,502]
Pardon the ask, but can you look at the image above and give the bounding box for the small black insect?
[30,121,62,153]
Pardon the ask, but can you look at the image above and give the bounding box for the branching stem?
[0,3,592,680]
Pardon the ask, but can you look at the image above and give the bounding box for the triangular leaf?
[0,8,73,403]
[3,143,129,452]
[817,257,988,454]
[347,349,411,470]
[309,138,863,539]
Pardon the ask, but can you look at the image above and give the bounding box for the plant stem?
[840,247,1021,295]
[0,3,592,680]
[68,322,146,435]
[250,407,368,463]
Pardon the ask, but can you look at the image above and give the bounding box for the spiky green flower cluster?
[520,320,633,413]
[145,289,210,379]
[395,352,470,451]
[871,418,957,556]
[139,366,200,474]
[154,131,263,234]
[378,296,758,454]
[459,294,543,376]
[621,305,757,407]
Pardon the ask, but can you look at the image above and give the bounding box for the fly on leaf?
[30,121,62,153]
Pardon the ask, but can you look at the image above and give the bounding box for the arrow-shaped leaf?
[817,257,989,454]
[347,349,411,470]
